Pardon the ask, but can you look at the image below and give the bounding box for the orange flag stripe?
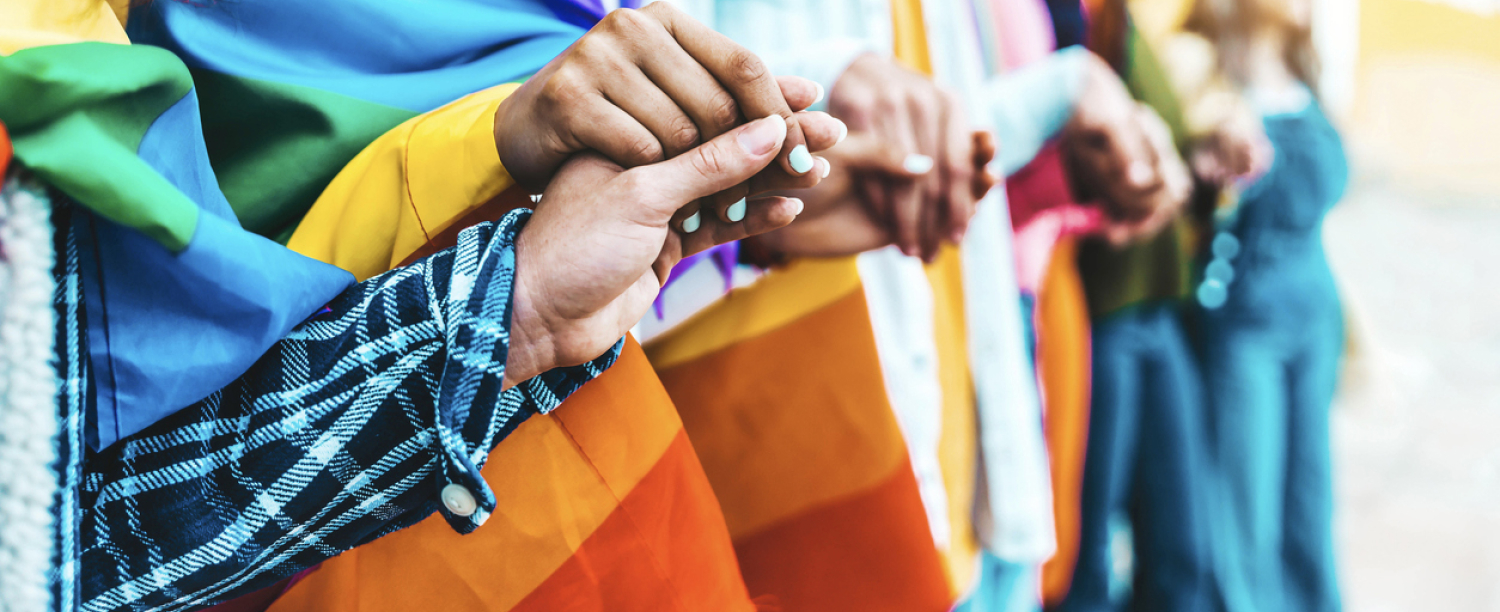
[267,339,753,612]
[649,260,955,611]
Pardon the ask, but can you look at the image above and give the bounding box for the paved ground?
[1323,172,1500,611]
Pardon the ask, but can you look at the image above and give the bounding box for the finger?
[671,201,706,234]
[739,111,845,199]
[704,181,751,223]
[824,132,922,176]
[680,196,804,256]
[971,130,999,200]
[874,105,925,257]
[600,66,702,158]
[938,97,976,244]
[907,90,946,259]
[972,130,998,168]
[796,111,846,153]
[632,27,744,143]
[644,2,814,177]
[573,93,671,168]
[778,75,824,113]
[629,115,788,222]
[747,197,892,258]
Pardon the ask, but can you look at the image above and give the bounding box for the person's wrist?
[502,245,559,390]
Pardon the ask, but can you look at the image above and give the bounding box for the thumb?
[631,115,788,211]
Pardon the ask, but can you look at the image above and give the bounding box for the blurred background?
[1305,1,1500,609]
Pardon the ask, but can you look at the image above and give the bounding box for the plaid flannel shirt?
[47,198,620,612]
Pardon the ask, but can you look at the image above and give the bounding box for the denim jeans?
[1059,303,1214,612]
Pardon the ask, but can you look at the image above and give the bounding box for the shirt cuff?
[985,45,1091,176]
[430,209,622,533]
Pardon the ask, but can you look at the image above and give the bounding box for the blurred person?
[1055,0,1240,609]
[1176,0,1351,609]
[972,0,1198,605]
[0,1,847,610]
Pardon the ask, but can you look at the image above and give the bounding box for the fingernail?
[789,144,815,174]
[727,198,747,222]
[818,157,832,178]
[835,120,848,145]
[788,197,804,215]
[1128,161,1152,185]
[738,115,789,156]
[682,211,701,233]
[903,154,934,174]
[812,81,826,106]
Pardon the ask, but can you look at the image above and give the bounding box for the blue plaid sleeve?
[69,208,621,612]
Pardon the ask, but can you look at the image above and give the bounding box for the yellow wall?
[1352,0,1500,195]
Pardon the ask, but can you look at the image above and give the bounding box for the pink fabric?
[990,0,1057,70]
[1006,145,1105,293]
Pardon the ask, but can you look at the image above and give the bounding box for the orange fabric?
[265,340,754,612]
[511,432,754,612]
[649,263,953,612]
[926,245,980,593]
[645,255,862,371]
[732,463,953,612]
[652,286,907,537]
[1035,238,1093,606]
[0,121,11,175]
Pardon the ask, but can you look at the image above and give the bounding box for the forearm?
[984,46,1092,175]
[78,211,619,610]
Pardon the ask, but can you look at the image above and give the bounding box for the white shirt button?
[441,483,478,517]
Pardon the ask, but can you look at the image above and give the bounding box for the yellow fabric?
[287,83,521,281]
[650,288,909,539]
[1129,0,1191,41]
[0,0,129,54]
[926,244,980,595]
[890,0,981,593]
[1036,238,1092,607]
[890,0,934,75]
[642,256,863,369]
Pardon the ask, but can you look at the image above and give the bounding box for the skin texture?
[494,3,836,228]
[502,116,818,388]
[826,53,983,262]
[1062,53,1194,246]
[1190,108,1273,187]
[746,130,997,259]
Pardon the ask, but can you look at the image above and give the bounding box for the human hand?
[1190,108,1273,187]
[503,116,803,387]
[1090,103,1193,247]
[1061,53,1171,222]
[494,2,840,224]
[743,130,997,260]
[827,53,984,261]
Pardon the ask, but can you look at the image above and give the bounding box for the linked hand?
[503,116,802,387]
[494,3,843,227]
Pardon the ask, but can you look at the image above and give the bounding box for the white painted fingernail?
[812,81,826,106]
[788,197,804,215]
[835,120,848,145]
[727,198,747,222]
[789,145,815,174]
[682,211,701,233]
[819,157,832,178]
[903,154,934,174]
